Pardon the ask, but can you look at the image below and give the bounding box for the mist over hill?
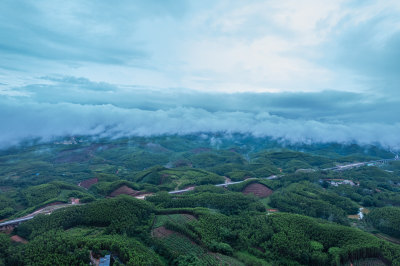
[2,0,400,150]
[1,82,400,150]
[2,1,400,265]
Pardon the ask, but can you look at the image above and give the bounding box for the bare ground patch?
[242,183,273,198]
[78,177,98,189]
[109,185,141,197]
[152,226,174,238]
[11,235,28,244]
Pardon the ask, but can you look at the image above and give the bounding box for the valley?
[1,135,400,265]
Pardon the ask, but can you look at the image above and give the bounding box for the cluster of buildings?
[322,179,360,187]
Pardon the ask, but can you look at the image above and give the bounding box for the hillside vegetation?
[1,135,400,265]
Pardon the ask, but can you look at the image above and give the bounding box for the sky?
[0,0,400,149]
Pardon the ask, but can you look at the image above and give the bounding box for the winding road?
[2,155,398,228]
[0,203,79,228]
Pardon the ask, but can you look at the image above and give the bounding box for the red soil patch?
[242,183,273,198]
[152,226,174,238]
[348,214,359,220]
[1,226,14,234]
[11,235,28,244]
[78,178,98,189]
[70,198,80,204]
[109,185,141,197]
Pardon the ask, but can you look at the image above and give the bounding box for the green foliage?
[367,206,400,238]
[16,196,155,239]
[2,136,400,265]
[189,150,246,168]
[120,151,170,171]
[269,182,359,224]
[155,228,243,265]
[252,150,332,171]
[22,183,61,206]
[234,251,271,266]
[4,230,163,266]
[158,233,204,257]
[252,166,280,177]
[226,170,255,181]
[285,159,312,172]
[133,166,225,189]
[148,191,265,215]
[208,240,234,255]
[193,184,227,194]
[153,214,196,228]
[208,163,248,176]
[84,234,164,265]
[266,212,400,265]
[327,166,400,207]
[0,192,18,218]
[0,233,11,259]
[6,230,90,266]
[1,181,96,219]
[90,180,140,196]
[96,172,120,182]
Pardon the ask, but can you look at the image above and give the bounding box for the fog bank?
[1,85,399,150]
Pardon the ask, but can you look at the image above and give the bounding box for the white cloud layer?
[1,1,399,149]
[1,78,399,149]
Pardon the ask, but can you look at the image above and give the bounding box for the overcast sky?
[1,1,400,149]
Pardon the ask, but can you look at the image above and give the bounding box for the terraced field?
[344,258,387,266]
[242,183,273,198]
[109,185,140,197]
[153,213,196,228]
[153,228,244,265]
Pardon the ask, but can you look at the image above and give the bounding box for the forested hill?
[1,135,400,265]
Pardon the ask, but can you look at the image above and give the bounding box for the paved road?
[3,155,397,227]
[0,203,80,228]
[0,216,35,227]
[323,157,398,171]
[168,155,399,195]
[133,175,279,199]
[168,176,278,194]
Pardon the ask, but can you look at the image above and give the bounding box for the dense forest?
[1,135,400,265]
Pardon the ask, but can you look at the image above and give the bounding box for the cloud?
[0,0,186,65]
[0,2,399,149]
[12,77,399,123]
[320,0,400,95]
[41,76,116,91]
[1,78,400,150]
[1,1,400,93]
